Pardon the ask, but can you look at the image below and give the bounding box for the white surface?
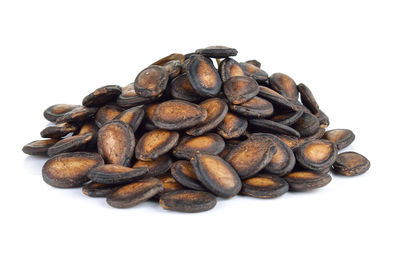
[1,0,399,253]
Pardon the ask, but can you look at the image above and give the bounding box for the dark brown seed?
[195,46,238,58]
[298,127,326,146]
[88,164,147,184]
[82,85,122,107]
[291,112,320,137]
[258,86,299,111]
[43,104,80,122]
[134,65,169,98]
[284,171,332,191]
[116,82,155,108]
[78,121,98,135]
[224,76,260,105]
[163,60,182,79]
[55,106,98,124]
[249,119,301,137]
[97,120,135,166]
[94,105,124,128]
[240,62,269,84]
[173,133,225,160]
[242,174,289,198]
[132,155,173,177]
[42,152,104,188]
[135,129,179,161]
[160,190,217,213]
[251,133,295,176]
[186,98,228,136]
[275,134,300,149]
[106,177,163,208]
[115,107,144,133]
[82,182,120,197]
[151,53,185,66]
[219,139,241,159]
[152,100,207,130]
[297,83,319,114]
[270,107,304,126]
[226,136,277,179]
[323,129,355,150]
[269,73,299,100]
[170,74,199,102]
[217,112,248,139]
[333,152,370,176]
[156,174,185,196]
[171,160,204,191]
[230,96,274,118]
[40,123,78,139]
[218,58,245,82]
[22,139,59,156]
[47,132,94,157]
[315,110,330,128]
[245,60,261,68]
[186,54,222,97]
[143,103,158,122]
[295,140,338,172]
[191,154,242,198]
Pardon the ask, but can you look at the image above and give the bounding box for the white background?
[1,0,399,253]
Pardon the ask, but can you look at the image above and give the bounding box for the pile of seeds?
[22,46,370,213]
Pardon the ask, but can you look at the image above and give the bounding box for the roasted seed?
[230,96,274,118]
[170,74,199,102]
[132,155,173,177]
[173,133,225,160]
[115,107,144,133]
[195,45,238,58]
[333,152,370,176]
[151,53,185,66]
[134,65,169,98]
[240,62,269,84]
[217,112,248,139]
[297,83,319,114]
[245,59,261,68]
[323,129,355,150]
[294,139,337,172]
[218,58,245,82]
[95,105,124,128]
[47,132,94,157]
[135,129,179,161]
[269,73,299,100]
[270,107,304,126]
[171,160,204,191]
[22,139,59,156]
[242,174,289,198]
[82,85,122,107]
[43,104,80,122]
[291,112,320,137]
[55,106,98,124]
[156,174,185,196]
[249,119,301,137]
[82,182,120,197]
[160,190,217,213]
[88,164,148,184]
[116,82,155,108]
[284,171,332,191]
[224,76,260,105]
[40,123,78,139]
[258,86,299,111]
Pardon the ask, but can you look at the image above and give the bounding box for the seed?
[77,120,98,136]
[151,53,185,66]
[284,171,332,191]
[82,182,120,197]
[162,60,182,79]
[217,112,248,139]
[94,105,124,128]
[186,98,228,136]
[249,119,301,137]
[226,135,277,179]
[135,129,179,161]
[269,73,299,100]
[186,54,222,97]
[298,127,326,146]
[22,139,59,156]
[97,120,135,166]
[160,190,217,213]
[116,82,155,108]
[218,58,245,82]
[170,74,199,102]
[323,129,355,150]
[134,65,169,98]
[40,123,78,139]
[223,76,260,105]
[42,152,104,188]
[195,45,238,58]
[270,107,304,126]
[333,152,370,176]
[230,96,274,118]
[171,160,204,191]
[294,139,337,172]
[258,86,299,111]
[245,59,261,68]
[82,85,122,107]
[291,111,320,137]
[315,110,330,128]
[152,100,207,130]
[106,177,163,208]
[115,107,145,133]
[240,62,269,84]
[297,83,319,114]
[242,174,289,199]
[219,139,241,159]
[55,106,98,124]
[132,155,173,177]
[47,132,94,157]
[88,164,148,184]
[173,133,225,160]
[275,134,299,149]
[156,174,185,196]
[43,104,80,122]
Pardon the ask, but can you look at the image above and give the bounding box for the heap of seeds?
[22,46,370,213]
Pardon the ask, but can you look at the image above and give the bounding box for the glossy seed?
[242,174,289,198]
[270,108,304,126]
[43,104,80,122]
[40,123,78,139]
[226,136,277,179]
[258,86,299,111]
[97,120,135,166]
[333,152,370,176]
[295,139,337,172]
[186,98,228,136]
[132,155,173,177]
[88,164,148,184]
[134,65,169,98]
[152,100,207,130]
[195,45,238,58]
[297,83,319,114]
[249,119,301,137]
[82,85,122,107]
[240,62,269,84]
[269,73,299,100]
[284,171,332,191]
[218,58,245,82]
[291,112,320,137]
[160,190,217,213]
[230,96,274,118]
[94,105,124,128]
[217,112,248,139]
[116,82,155,108]
[171,160,204,191]
[186,54,222,97]
[55,106,98,124]
[173,133,225,160]
[323,129,355,150]
[106,177,163,208]
[47,132,94,157]
[191,154,242,198]
[135,129,179,161]
[42,152,104,188]
[224,76,260,105]
[22,139,59,156]
[82,182,120,197]
[170,74,199,102]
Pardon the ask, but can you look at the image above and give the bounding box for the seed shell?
[217,112,248,139]
[258,86,299,111]
[132,155,173,177]
[294,139,338,172]
[151,53,185,66]
[297,83,319,114]
[88,164,148,184]
[82,182,120,197]
[47,132,94,157]
[245,60,261,68]
[82,85,122,107]
[170,74,199,102]
[284,171,332,191]
[156,174,185,196]
[240,62,269,84]
[160,190,217,213]
[135,129,179,161]
[291,112,320,137]
[95,105,124,128]
[242,174,289,198]
[224,76,260,105]
[43,104,80,122]
[22,139,60,156]
[249,119,301,137]
[333,152,370,176]
[116,82,155,108]
[115,107,144,133]
[55,106,98,124]
[134,65,169,98]
[171,160,204,191]
[218,58,245,82]
[173,133,225,160]
[230,96,274,118]
[40,123,78,139]
[195,45,238,58]
[270,108,304,126]
[323,129,355,150]
[269,73,299,100]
